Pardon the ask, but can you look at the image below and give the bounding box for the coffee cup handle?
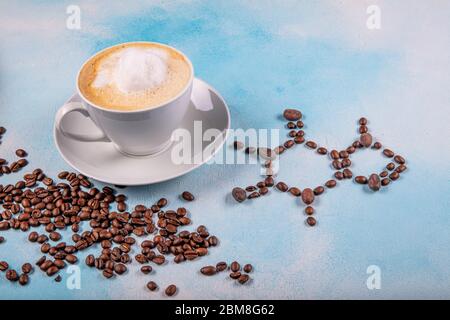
[55,102,109,142]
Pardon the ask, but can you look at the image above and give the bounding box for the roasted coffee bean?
[394,155,405,164]
[15,149,28,157]
[380,171,388,178]
[396,164,407,173]
[332,160,342,170]
[19,273,29,286]
[355,176,368,184]
[286,122,296,129]
[245,147,256,154]
[296,120,304,128]
[230,261,240,272]
[381,178,390,186]
[330,150,339,160]
[46,266,59,277]
[341,158,351,167]
[65,254,78,264]
[359,125,368,134]
[294,136,305,144]
[346,146,356,154]
[360,133,373,148]
[245,185,256,192]
[35,256,46,267]
[200,266,217,276]
[102,269,114,279]
[114,263,127,275]
[305,206,314,215]
[368,174,381,191]
[0,221,10,231]
[85,255,95,267]
[259,187,269,195]
[288,130,297,137]
[389,171,400,180]
[276,182,288,192]
[284,140,295,149]
[317,147,327,155]
[233,141,244,150]
[386,162,395,171]
[339,150,349,159]
[305,141,317,149]
[147,281,158,291]
[6,269,19,281]
[232,187,246,203]
[157,198,168,208]
[301,188,314,205]
[0,126,6,134]
[54,275,62,282]
[49,232,61,242]
[283,109,302,121]
[238,274,250,284]
[306,217,317,227]
[359,117,368,125]
[22,263,33,274]
[0,261,9,271]
[243,264,253,273]
[343,168,353,179]
[0,236,4,244]
[165,284,177,297]
[264,176,274,187]
[216,262,228,272]
[152,255,165,265]
[325,179,337,188]
[229,271,241,279]
[140,265,152,274]
[372,142,382,149]
[313,186,324,196]
[247,191,260,199]
[181,191,195,201]
[288,187,301,197]
[383,149,394,158]
[135,254,148,264]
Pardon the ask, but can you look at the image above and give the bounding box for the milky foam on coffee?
[79,43,191,111]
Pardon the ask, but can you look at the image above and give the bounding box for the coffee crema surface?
[78,43,191,111]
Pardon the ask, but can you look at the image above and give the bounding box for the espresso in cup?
[78,42,192,111]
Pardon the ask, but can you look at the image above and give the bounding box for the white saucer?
[54,78,230,186]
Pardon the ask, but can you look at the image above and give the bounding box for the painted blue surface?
[0,0,449,299]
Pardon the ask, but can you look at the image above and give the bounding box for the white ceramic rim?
[54,78,231,186]
[76,41,195,114]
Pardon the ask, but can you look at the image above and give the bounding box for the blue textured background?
[0,0,449,299]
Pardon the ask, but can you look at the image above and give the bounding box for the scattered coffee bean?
[276,182,288,192]
[372,142,382,149]
[301,188,315,205]
[181,191,195,201]
[386,162,395,171]
[313,186,324,196]
[243,264,253,273]
[147,281,158,291]
[18,273,29,286]
[230,261,240,272]
[288,187,301,197]
[343,168,353,179]
[380,171,388,178]
[305,206,314,215]
[396,164,407,173]
[165,284,177,297]
[383,149,394,158]
[140,265,152,274]
[0,261,9,271]
[0,236,4,243]
[22,263,33,274]
[368,174,381,191]
[286,122,296,129]
[381,178,390,186]
[306,217,316,227]
[394,155,405,164]
[247,191,260,199]
[305,141,317,149]
[238,274,250,284]
[359,125,368,134]
[229,271,241,279]
[317,147,327,155]
[325,179,337,188]
[360,133,373,148]
[55,275,62,282]
[200,265,217,276]
[389,171,400,180]
[15,149,27,157]
[216,262,228,272]
[359,117,368,125]
[355,176,368,184]
[283,109,302,121]
[6,269,19,281]
[232,187,246,203]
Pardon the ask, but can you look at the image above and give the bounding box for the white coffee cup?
[55,42,194,156]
